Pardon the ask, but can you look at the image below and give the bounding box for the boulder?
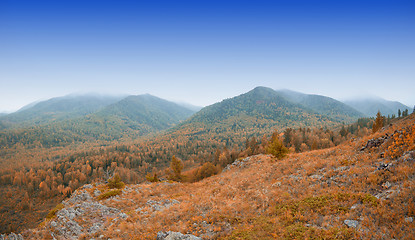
[344,219,359,228]
[156,231,201,240]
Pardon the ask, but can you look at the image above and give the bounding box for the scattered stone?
[382,181,392,189]
[119,212,128,219]
[360,136,388,151]
[334,166,349,172]
[377,163,392,171]
[0,233,24,240]
[156,231,201,240]
[400,151,415,162]
[405,217,413,223]
[94,189,102,197]
[375,189,399,200]
[344,219,359,228]
[310,174,323,180]
[224,155,260,171]
[272,181,282,187]
[350,204,360,210]
[146,199,180,211]
[82,184,93,189]
[67,190,92,204]
[88,223,103,233]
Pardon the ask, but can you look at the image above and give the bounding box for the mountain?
[277,89,365,122]
[175,102,203,112]
[343,97,411,117]
[89,94,195,133]
[156,87,344,152]
[0,94,124,129]
[179,86,353,131]
[0,94,196,148]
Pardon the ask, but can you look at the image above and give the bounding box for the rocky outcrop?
[360,136,388,151]
[156,231,201,240]
[0,233,24,240]
[47,186,127,239]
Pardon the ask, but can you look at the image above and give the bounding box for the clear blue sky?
[1,0,414,112]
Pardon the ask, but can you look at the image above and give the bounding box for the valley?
[0,87,413,238]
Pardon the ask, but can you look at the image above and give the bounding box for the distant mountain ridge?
[343,98,411,117]
[164,87,357,151]
[0,94,124,129]
[0,94,196,148]
[276,89,365,122]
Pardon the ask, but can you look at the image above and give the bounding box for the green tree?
[266,130,289,159]
[107,173,125,189]
[398,109,401,118]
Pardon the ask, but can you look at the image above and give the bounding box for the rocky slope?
[4,115,415,239]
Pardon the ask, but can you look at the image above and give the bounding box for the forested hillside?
[0,87,401,234]
[0,95,123,129]
[277,89,365,122]
[11,111,415,239]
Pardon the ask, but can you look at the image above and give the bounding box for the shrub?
[146,172,159,182]
[192,162,220,182]
[97,189,122,200]
[266,130,289,159]
[46,203,64,220]
[107,174,125,189]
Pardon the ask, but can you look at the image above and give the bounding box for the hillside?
[177,86,339,133]
[277,89,365,122]
[0,94,195,149]
[0,87,404,235]
[93,94,195,131]
[11,113,414,239]
[0,95,123,129]
[344,98,411,117]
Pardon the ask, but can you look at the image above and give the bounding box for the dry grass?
[24,114,415,239]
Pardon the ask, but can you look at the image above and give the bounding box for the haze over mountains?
[344,97,411,117]
[0,87,411,133]
[1,86,408,152]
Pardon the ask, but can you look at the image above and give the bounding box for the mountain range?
[0,87,411,149]
[343,97,411,117]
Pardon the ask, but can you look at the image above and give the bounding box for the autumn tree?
[372,111,385,133]
[166,155,184,182]
[107,173,125,189]
[266,130,289,159]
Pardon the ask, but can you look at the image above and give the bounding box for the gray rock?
[310,174,323,180]
[400,151,415,162]
[119,212,128,219]
[146,199,180,212]
[94,189,102,197]
[68,190,92,204]
[382,181,392,189]
[405,217,413,223]
[156,231,201,240]
[83,184,93,189]
[344,219,359,228]
[88,223,103,233]
[272,181,282,187]
[0,233,24,240]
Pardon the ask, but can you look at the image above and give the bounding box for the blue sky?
[1,0,414,112]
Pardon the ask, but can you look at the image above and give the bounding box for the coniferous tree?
[266,130,289,159]
[372,111,384,133]
[166,155,184,182]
